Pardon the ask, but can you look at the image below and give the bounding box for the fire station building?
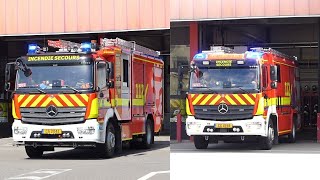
[0,0,170,137]
[170,0,320,141]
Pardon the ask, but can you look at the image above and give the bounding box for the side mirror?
[270,65,278,81]
[107,81,114,88]
[108,62,114,79]
[271,81,277,89]
[5,82,10,91]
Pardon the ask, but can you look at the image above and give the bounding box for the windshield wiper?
[61,85,81,94]
[19,86,46,94]
[224,86,251,94]
[191,86,218,94]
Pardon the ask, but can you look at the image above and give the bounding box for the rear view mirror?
[270,65,278,81]
[5,82,10,91]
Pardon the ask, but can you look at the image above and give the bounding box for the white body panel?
[12,119,105,144]
[186,115,268,137]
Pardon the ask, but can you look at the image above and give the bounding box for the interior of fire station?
[170,17,320,142]
[0,30,170,138]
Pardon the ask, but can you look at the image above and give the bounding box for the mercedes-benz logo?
[218,103,228,114]
[46,105,58,117]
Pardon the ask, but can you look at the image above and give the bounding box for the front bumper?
[12,119,105,146]
[186,116,267,137]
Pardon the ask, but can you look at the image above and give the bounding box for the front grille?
[194,105,254,121]
[21,107,86,125]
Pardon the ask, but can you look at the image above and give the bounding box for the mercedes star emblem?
[46,105,58,117]
[218,103,228,114]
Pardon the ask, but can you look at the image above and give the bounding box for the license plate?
[215,123,233,129]
[42,129,62,135]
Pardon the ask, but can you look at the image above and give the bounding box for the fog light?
[233,128,236,132]
[246,122,262,129]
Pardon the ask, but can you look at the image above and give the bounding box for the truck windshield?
[16,64,93,92]
[189,66,260,93]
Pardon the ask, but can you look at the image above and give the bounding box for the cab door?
[114,53,131,120]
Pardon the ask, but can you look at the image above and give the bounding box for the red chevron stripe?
[55,95,68,107]
[64,94,79,107]
[36,95,50,107]
[205,95,216,105]
[238,94,251,105]
[248,94,256,102]
[196,95,208,105]
[192,94,199,101]
[25,95,40,107]
[215,97,224,105]
[19,95,29,106]
[76,94,88,105]
[228,94,241,105]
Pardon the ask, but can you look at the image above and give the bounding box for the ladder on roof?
[100,38,160,57]
[47,40,82,52]
[250,47,298,61]
[202,46,234,54]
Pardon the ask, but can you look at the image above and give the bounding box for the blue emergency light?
[246,52,262,59]
[194,53,206,60]
[28,44,38,54]
[81,42,91,53]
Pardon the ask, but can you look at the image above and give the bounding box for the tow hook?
[205,136,209,141]
[241,136,245,141]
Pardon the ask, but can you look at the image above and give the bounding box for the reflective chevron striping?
[191,94,257,105]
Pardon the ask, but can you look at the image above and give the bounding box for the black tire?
[97,123,116,158]
[194,136,209,149]
[288,121,296,143]
[25,146,43,159]
[141,120,153,149]
[260,120,275,150]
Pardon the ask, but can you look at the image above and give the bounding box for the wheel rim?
[147,124,152,145]
[108,131,115,148]
[269,124,274,143]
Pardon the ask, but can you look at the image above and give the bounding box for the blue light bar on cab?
[194,53,206,60]
[81,42,91,53]
[28,44,38,54]
[245,52,263,59]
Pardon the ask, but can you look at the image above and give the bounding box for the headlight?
[77,126,95,135]
[186,122,201,130]
[13,127,27,135]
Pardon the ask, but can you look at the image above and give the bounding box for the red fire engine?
[186,47,301,150]
[6,38,164,158]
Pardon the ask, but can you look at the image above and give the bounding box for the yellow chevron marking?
[41,97,52,107]
[31,95,45,107]
[210,95,221,105]
[60,95,74,107]
[200,95,213,105]
[191,94,195,98]
[70,94,85,106]
[18,95,25,103]
[193,94,204,105]
[21,95,35,107]
[225,95,236,105]
[252,94,257,98]
[233,94,246,105]
[243,94,255,104]
[52,98,63,107]
[80,94,89,102]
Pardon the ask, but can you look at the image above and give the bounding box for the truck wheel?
[288,121,296,143]
[260,120,274,150]
[97,123,116,158]
[25,146,43,159]
[194,136,209,149]
[141,120,153,149]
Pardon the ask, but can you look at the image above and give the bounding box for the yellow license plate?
[215,123,233,129]
[42,129,62,135]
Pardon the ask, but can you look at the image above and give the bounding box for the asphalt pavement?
[0,136,170,180]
